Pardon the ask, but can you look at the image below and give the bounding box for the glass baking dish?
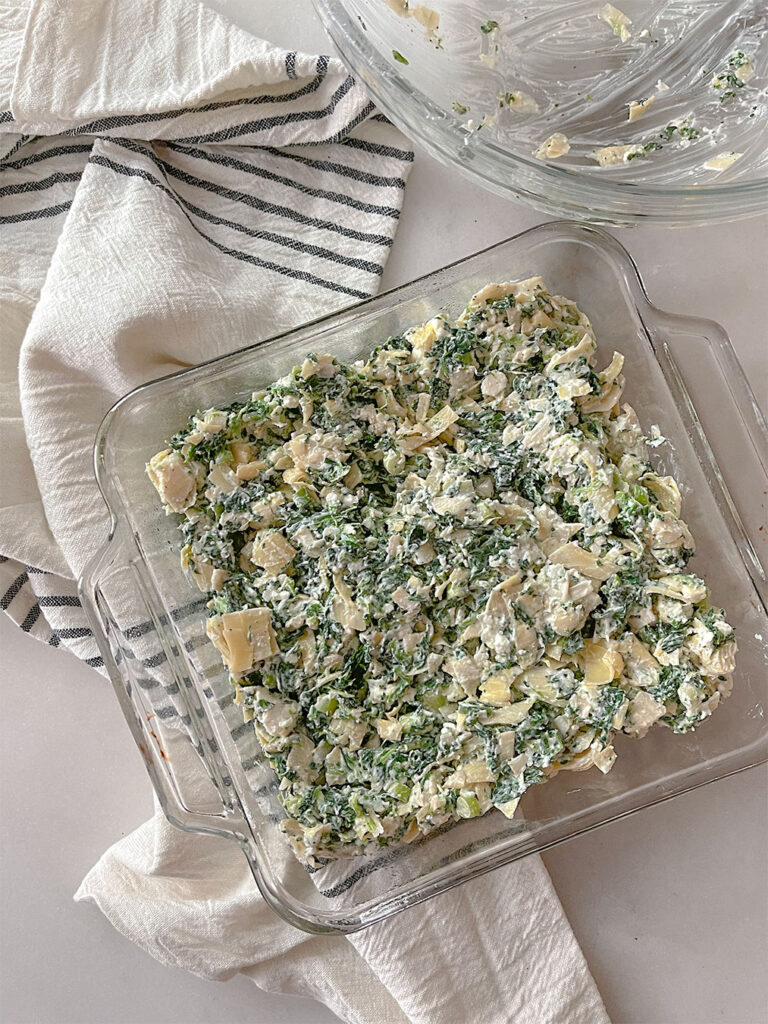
[79,221,768,934]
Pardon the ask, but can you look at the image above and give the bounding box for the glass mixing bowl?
[313,0,768,224]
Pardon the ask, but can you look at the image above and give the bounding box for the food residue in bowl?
[388,3,765,187]
[703,151,743,171]
[535,132,571,160]
[627,96,655,122]
[598,3,632,43]
[592,143,646,165]
[385,0,440,41]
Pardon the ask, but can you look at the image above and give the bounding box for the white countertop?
[2,3,767,1022]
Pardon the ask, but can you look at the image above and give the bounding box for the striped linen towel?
[0,0,411,657]
[0,2,609,1022]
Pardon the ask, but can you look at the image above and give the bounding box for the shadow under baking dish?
[79,221,768,934]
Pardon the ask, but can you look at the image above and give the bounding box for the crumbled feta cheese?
[598,3,632,42]
[703,152,743,171]
[535,133,571,160]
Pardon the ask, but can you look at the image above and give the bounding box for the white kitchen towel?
[0,0,411,660]
[0,1,609,1022]
[76,792,609,1024]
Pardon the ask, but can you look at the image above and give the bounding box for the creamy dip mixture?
[149,278,736,861]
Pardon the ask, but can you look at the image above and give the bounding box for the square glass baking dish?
[79,221,768,934]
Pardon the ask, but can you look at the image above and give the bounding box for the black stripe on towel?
[165,143,401,220]
[173,191,385,275]
[195,226,369,299]
[20,603,42,632]
[113,139,389,263]
[2,142,93,171]
[318,856,392,898]
[316,100,376,147]
[37,595,83,607]
[89,154,368,299]
[342,136,414,162]
[0,170,83,197]
[1,571,29,609]
[0,201,73,224]
[263,146,407,190]
[121,143,394,248]
[172,74,356,145]
[61,62,330,138]
[229,720,253,742]
[51,626,93,641]
[1,134,32,163]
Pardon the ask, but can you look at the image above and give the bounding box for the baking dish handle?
[79,523,247,840]
[649,311,768,605]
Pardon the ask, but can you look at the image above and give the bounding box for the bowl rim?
[313,0,768,222]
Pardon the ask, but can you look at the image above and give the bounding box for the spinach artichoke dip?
[148,278,736,862]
